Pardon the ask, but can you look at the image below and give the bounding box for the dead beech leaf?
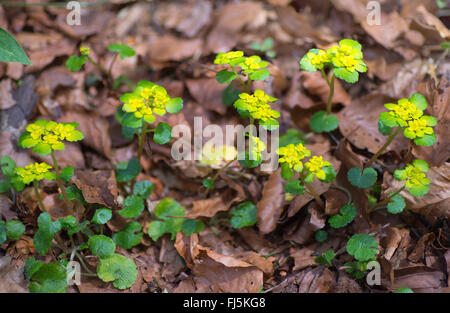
[0,256,28,293]
[382,163,450,218]
[147,35,202,62]
[284,72,316,109]
[257,168,284,234]
[324,188,348,216]
[175,233,263,293]
[234,251,275,276]
[337,93,409,154]
[408,233,435,263]
[35,142,85,169]
[290,245,318,271]
[392,266,445,293]
[206,1,267,53]
[297,267,336,293]
[301,71,351,107]
[72,170,119,209]
[285,203,326,245]
[0,79,16,109]
[384,227,410,261]
[414,5,450,40]
[60,112,112,160]
[186,78,227,115]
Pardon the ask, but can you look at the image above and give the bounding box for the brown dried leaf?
[290,245,318,271]
[301,71,351,107]
[392,266,445,292]
[0,79,16,109]
[147,35,202,62]
[72,170,119,209]
[186,78,227,115]
[257,168,284,234]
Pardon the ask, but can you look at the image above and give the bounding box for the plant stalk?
[367,186,406,214]
[137,123,148,165]
[321,69,335,115]
[50,150,72,210]
[365,127,402,168]
[33,181,46,212]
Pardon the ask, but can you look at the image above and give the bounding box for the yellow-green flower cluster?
[300,39,367,83]
[19,120,84,155]
[277,143,311,172]
[304,156,332,181]
[199,142,237,167]
[14,162,56,185]
[394,159,430,197]
[80,46,90,56]
[238,55,268,74]
[214,51,244,66]
[379,94,437,145]
[120,81,179,124]
[234,89,280,126]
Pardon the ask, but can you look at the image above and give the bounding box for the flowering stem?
[33,181,46,212]
[367,186,406,214]
[304,182,325,208]
[137,123,148,165]
[321,69,335,115]
[50,150,72,210]
[365,127,402,168]
[86,55,111,83]
[212,158,236,182]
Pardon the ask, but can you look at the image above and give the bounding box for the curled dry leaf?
[290,244,318,271]
[384,227,410,262]
[206,1,266,53]
[175,233,263,293]
[147,35,203,62]
[60,112,112,160]
[285,203,326,245]
[257,168,284,234]
[72,170,119,209]
[392,266,446,293]
[297,267,336,293]
[382,163,450,218]
[0,256,28,293]
[186,78,227,115]
[408,233,435,263]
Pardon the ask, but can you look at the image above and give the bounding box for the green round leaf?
[181,219,205,236]
[314,230,328,243]
[66,55,86,72]
[408,184,429,197]
[97,254,137,290]
[387,194,406,214]
[346,234,379,261]
[133,180,154,198]
[88,235,116,259]
[347,167,378,189]
[284,179,306,195]
[119,195,144,218]
[92,208,112,225]
[328,204,357,228]
[238,151,262,169]
[334,67,359,83]
[60,166,74,183]
[166,97,183,114]
[107,43,136,59]
[202,178,215,190]
[5,220,25,240]
[249,69,270,81]
[115,158,141,182]
[153,122,172,144]
[147,221,167,242]
[315,249,334,267]
[0,221,6,244]
[1,155,16,177]
[113,221,143,250]
[409,93,427,111]
[222,84,240,107]
[394,286,414,293]
[28,262,68,293]
[216,69,237,84]
[230,201,257,229]
[281,163,294,180]
[414,134,436,146]
[310,111,339,133]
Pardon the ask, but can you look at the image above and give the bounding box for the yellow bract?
[238,56,268,74]
[404,164,429,188]
[237,89,279,122]
[80,46,90,56]
[249,136,266,161]
[307,50,330,69]
[328,43,364,73]
[214,51,244,65]
[305,156,331,180]
[122,85,170,123]
[405,118,434,138]
[14,162,53,184]
[277,143,311,172]
[387,99,423,127]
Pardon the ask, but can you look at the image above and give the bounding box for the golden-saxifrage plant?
[300,39,367,133]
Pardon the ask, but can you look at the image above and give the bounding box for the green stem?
[108,53,118,79]
[211,157,236,182]
[137,123,148,165]
[367,186,405,214]
[33,181,46,212]
[86,55,111,81]
[304,182,325,208]
[76,252,94,275]
[321,69,335,115]
[231,66,246,89]
[51,150,72,210]
[365,127,402,168]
